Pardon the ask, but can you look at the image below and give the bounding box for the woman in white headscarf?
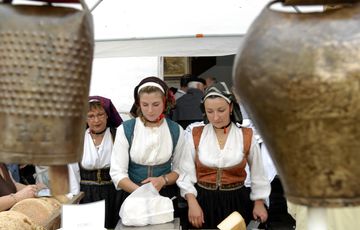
[177,82,271,229]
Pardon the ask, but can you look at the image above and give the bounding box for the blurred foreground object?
[0,210,44,230]
[0,0,94,194]
[10,197,61,227]
[283,0,359,5]
[234,1,360,207]
[0,192,84,229]
[0,0,93,165]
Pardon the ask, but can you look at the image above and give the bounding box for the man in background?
[174,74,191,100]
[205,76,217,88]
[172,75,205,129]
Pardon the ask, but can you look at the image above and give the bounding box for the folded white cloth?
[120,183,174,226]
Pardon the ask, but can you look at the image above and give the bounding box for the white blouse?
[177,123,271,201]
[110,118,188,189]
[81,128,113,169]
[67,127,114,194]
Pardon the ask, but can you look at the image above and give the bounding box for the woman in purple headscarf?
[69,96,123,229]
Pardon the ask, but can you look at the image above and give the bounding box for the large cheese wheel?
[39,197,61,210]
[53,194,70,204]
[10,198,57,226]
[0,210,44,230]
[217,211,246,230]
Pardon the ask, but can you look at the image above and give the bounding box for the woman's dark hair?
[132,76,175,118]
[200,82,242,124]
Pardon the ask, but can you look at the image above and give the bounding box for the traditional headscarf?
[200,82,243,124]
[88,96,123,128]
[133,76,175,118]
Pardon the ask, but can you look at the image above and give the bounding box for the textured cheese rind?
[39,197,61,210]
[0,210,44,230]
[10,198,56,226]
[217,211,246,230]
[53,194,70,204]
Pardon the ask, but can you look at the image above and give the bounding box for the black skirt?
[187,184,254,229]
[80,182,123,229]
[79,167,124,230]
[80,183,123,229]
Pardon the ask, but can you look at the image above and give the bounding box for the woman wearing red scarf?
[177,82,270,229]
[110,76,187,221]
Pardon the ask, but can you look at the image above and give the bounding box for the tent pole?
[90,0,103,12]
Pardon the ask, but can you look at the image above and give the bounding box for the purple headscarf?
[89,96,123,128]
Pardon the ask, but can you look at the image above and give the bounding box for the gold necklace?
[216,133,228,148]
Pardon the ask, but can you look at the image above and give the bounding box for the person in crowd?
[174,74,191,100]
[170,87,178,96]
[0,163,45,211]
[6,164,20,183]
[110,76,189,220]
[19,164,36,185]
[172,75,206,129]
[68,96,123,229]
[205,76,217,88]
[177,82,271,229]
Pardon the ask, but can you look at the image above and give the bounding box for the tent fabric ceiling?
[89,0,323,58]
[94,35,245,58]
[13,1,323,58]
[87,0,267,58]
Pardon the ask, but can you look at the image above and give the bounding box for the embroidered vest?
[192,126,252,189]
[123,118,180,184]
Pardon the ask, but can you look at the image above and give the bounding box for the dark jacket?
[172,88,203,128]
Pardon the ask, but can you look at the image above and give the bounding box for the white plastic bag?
[119,183,174,226]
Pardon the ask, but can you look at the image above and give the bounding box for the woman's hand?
[141,176,166,191]
[15,185,37,201]
[118,178,140,193]
[186,194,204,228]
[253,200,268,223]
[35,183,47,190]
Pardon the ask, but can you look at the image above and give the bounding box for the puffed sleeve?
[170,126,186,174]
[247,133,271,201]
[110,124,130,190]
[68,163,80,195]
[176,123,199,198]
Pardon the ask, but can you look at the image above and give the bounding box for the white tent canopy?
[82,0,269,111]
[10,0,323,112]
[95,35,245,58]
[88,0,269,57]
[80,0,322,111]
[13,0,324,58]
[88,0,322,58]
